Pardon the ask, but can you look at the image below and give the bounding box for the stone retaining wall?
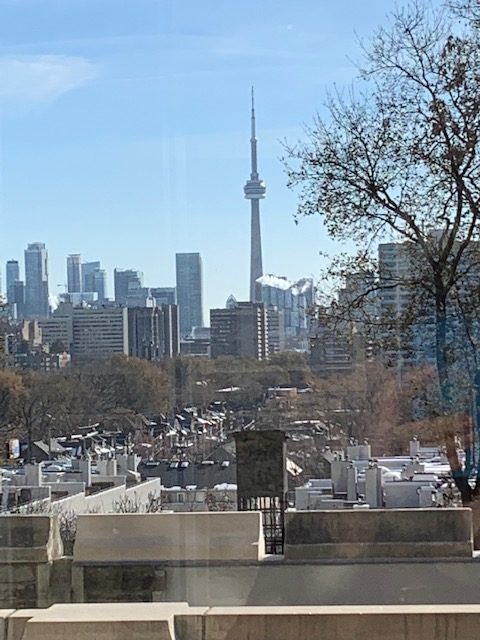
[284,508,473,559]
[0,517,67,609]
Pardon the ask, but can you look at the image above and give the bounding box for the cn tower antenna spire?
[244,87,266,302]
[250,86,258,179]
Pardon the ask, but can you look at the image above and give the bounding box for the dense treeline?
[0,351,463,459]
[0,353,311,449]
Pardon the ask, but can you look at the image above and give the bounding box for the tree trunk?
[469,498,480,549]
[435,295,473,502]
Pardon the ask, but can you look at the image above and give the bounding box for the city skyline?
[0,1,438,313]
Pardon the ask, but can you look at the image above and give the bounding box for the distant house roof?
[205,442,236,464]
[33,439,66,455]
[138,460,237,489]
[139,439,301,488]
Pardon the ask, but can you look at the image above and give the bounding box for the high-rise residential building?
[61,292,98,307]
[81,261,107,303]
[82,261,100,292]
[71,307,129,360]
[6,260,20,304]
[24,243,49,319]
[161,304,180,358]
[114,269,143,305]
[125,287,154,308]
[244,88,266,303]
[378,241,433,373]
[376,237,480,377]
[309,305,367,377]
[38,313,73,353]
[257,275,314,350]
[266,306,285,355]
[91,269,107,302]
[128,305,179,360]
[176,253,203,337]
[12,281,25,319]
[210,301,268,360]
[151,287,176,306]
[66,254,82,293]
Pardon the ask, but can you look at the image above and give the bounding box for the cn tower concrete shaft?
[243,87,266,303]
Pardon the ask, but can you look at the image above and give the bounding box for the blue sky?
[0,0,433,312]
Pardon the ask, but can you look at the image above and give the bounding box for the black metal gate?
[239,495,286,554]
[234,430,288,555]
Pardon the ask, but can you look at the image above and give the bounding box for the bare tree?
[285,1,480,502]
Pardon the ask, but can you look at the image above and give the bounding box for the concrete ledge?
[185,605,480,640]
[285,542,473,560]
[0,517,63,564]
[285,509,473,560]
[21,603,192,640]
[0,610,14,640]
[5,609,37,640]
[74,512,265,563]
[11,604,480,640]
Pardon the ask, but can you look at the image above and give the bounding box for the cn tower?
[244,87,266,303]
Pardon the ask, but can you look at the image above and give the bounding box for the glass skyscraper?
[24,242,49,319]
[82,261,107,302]
[67,254,82,293]
[6,260,20,304]
[114,268,143,305]
[176,253,203,337]
[81,261,100,292]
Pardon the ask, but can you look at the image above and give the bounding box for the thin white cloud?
[0,55,95,101]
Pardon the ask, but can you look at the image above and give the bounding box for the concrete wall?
[49,492,87,515]
[5,604,480,640]
[74,511,265,564]
[158,560,480,607]
[2,510,480,611]
[0,516,63,564]
[43,482,85,498]
[285,508,473,559]
[176,605,480,640]
[50,478,161,515]
[0,516,65,609]
[124,479,162,508]
[92,474,126,488]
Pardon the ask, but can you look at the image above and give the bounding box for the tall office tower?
[128,305,179,360]
[161,304,180,357]
[66,254,82,293]
[176,253,203,337]
[82,261,100,292]
[91,269,107,302]
[82,261,107,302]
[114,269,143,305]
[151,287,176,306]
[244,88,266,303]
[210,301,269,360]
[24,243,49,319]
[13,281,25,319]
[6,260,20,304]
